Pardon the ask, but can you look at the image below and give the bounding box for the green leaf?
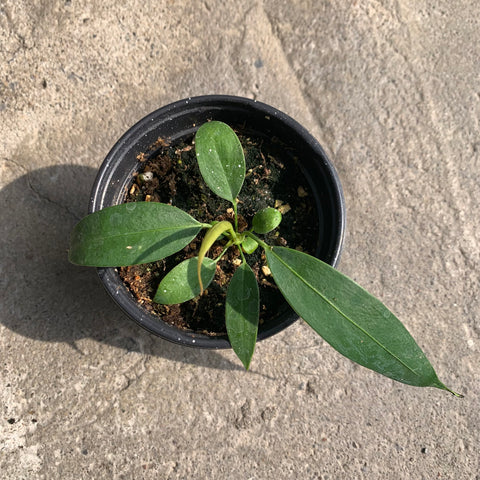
[252,207,282,234]
[226,262,260,370]
[69,202,203,267]
[195,121,245,204]
[241,236,259,254]
[265,246,456,393]
[154,257,217,304]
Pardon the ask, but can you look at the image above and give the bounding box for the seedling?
[69,121,461,395]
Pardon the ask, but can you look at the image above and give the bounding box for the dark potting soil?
[118,131,319,336]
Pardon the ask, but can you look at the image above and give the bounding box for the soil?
[118,129,319,336]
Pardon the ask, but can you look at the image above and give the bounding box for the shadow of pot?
[89,95,346,349]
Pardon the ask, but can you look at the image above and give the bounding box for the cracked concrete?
[1,0,479,478]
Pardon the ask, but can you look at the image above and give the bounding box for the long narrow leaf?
[195,121,245,204]
[226,262,259,370]
[197,220,234,293]
[265,246,455,393]
[69,202,203,266]
[154,257,217,304]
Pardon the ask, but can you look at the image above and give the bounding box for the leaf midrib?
[87,224,200,241]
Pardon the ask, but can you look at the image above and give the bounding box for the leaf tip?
[241,358,252,371]
[434,380,463,397]
[444,387,464,398]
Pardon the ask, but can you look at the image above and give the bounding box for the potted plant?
[69,95,460,395]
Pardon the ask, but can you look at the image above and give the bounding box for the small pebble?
[297,186,308,197]
[278,204,291,214]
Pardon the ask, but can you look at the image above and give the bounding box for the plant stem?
[244,231,271,250]
[239,247,246,264]
[214,243,233,264]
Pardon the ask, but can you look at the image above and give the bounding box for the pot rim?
[90,95,346,349]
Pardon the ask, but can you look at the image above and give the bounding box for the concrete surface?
[1,1,478,478]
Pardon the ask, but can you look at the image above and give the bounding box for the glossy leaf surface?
[154,257,217,304]
[195,121,245,204]
[226,262,259,370]
[265,246,453,392]
[252,207,282,234]
[241,236,259,254]
[69,202,202,267]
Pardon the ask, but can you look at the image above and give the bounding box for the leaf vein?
[93,224,201,240]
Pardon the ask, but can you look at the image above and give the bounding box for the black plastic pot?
[90,95,346,348]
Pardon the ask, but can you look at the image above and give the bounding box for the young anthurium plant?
[69,121,461,396]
